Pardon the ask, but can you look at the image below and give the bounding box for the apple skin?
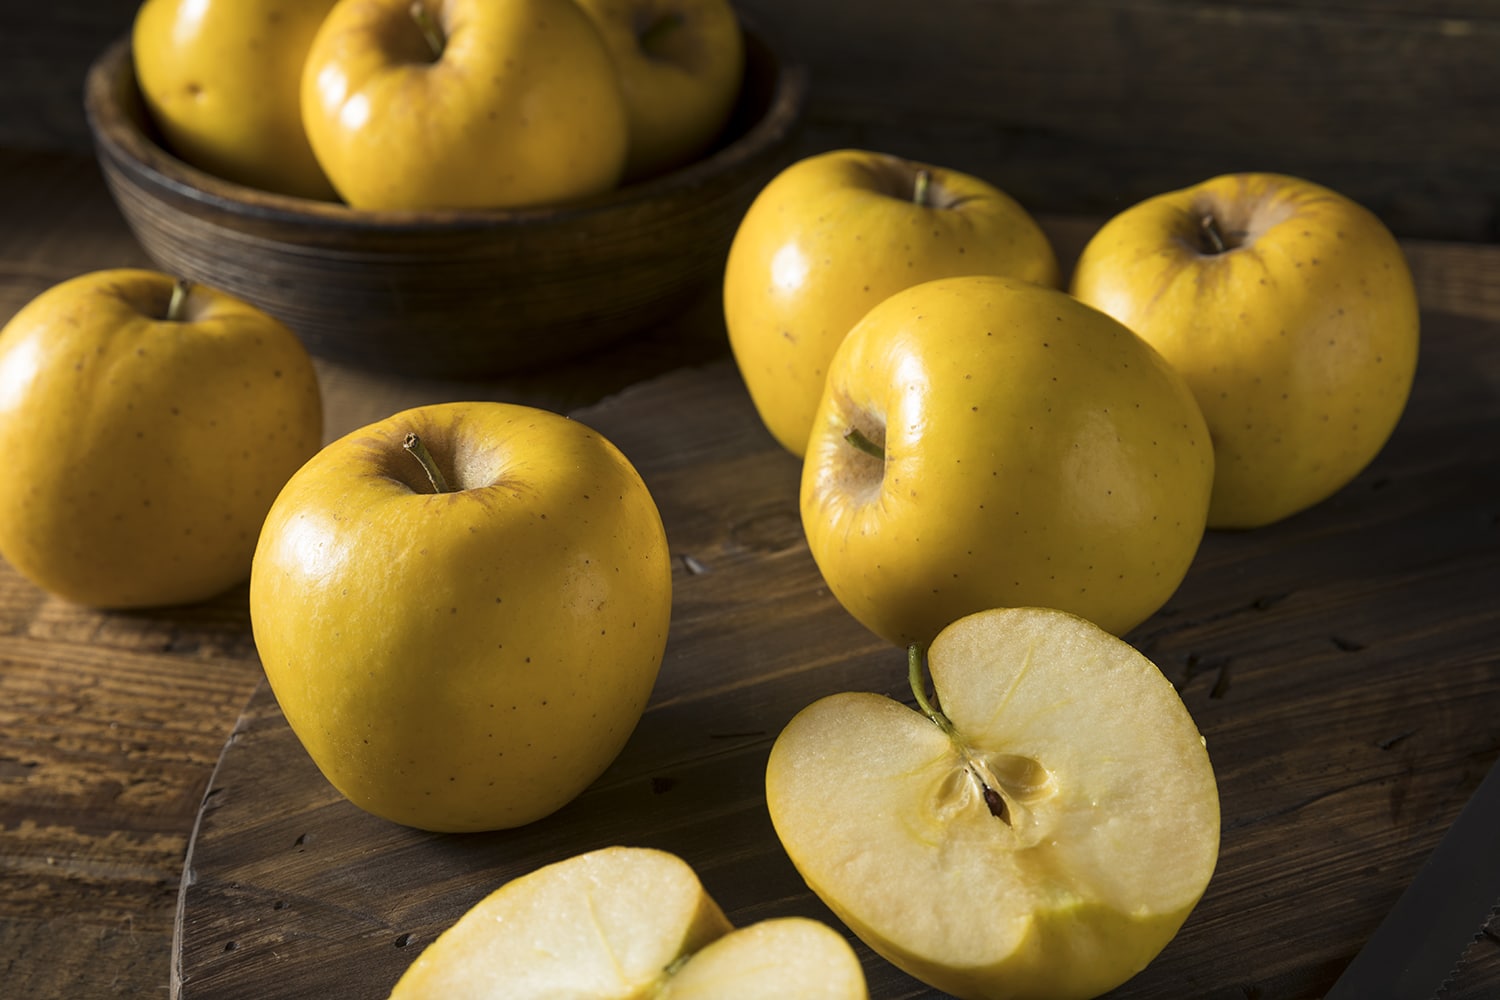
[301,0,630,210]
[0,269,323,609]
[249,401,672,832]
[573,0,744,182]
[1069,172,1421,529]
[723,149,1061,458]
[765,607,1220,1000]
[800,274,1214,648]
[133,0,340,200]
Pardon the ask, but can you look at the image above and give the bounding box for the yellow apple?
[249,401,672,832]
[132,0,340,200]
[301,0,629,210]
[723,149,1061,457]
[389,846,868,998]
[766,607,1220,1000]
[573,0,744,182]
[1069,172,1421,529]
[800,274,1214,648]
[0,269,322,609]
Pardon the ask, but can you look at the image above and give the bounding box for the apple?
[800,274,1214,648]
[389,846,869,998]
[132,0,340,200]
[248,400,672,832]
[0,269,322,609]
[301,0,630,210]
[1069,172,1421,529]
[573,0,745,182]
[766,606,1220,1000]
[723,149,1061,457]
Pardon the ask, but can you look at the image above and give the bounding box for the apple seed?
[907,643,1011,824]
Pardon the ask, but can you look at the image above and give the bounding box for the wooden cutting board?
[172,322,1500,999]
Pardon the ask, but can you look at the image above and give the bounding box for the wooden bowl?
[83,25,807,378]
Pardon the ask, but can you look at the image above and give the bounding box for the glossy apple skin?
[724,150,1060,458]
[574,0,744,181]
[133,0,339,200]
[765,607,1220,1000]
[0,269,322,609]
[301,0,629,210]
[249,401,672,832]
[1070,172,1420,529]
[800,275,1214,647]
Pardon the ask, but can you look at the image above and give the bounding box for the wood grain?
[173,310,1499,997]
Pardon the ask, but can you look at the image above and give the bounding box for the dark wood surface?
[3,148,1499,999]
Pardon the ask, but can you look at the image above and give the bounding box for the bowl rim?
[84,16,809,234]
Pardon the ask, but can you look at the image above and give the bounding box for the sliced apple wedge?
[765,607,1220,1000]
[388,846,868,999]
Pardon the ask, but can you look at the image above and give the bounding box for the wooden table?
[2,147,1497,999]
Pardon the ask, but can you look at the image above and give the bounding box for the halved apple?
[388,846,868,998]
[765,607,1220,1000]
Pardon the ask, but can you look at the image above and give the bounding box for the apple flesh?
[766,607,1220,1000]
[388,846,868,999]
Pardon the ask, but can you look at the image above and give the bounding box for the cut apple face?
[765,607,1220,1000]
[388,846,868,999]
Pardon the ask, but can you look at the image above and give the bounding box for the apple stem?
[844,426,885,461]
[403,433,450,494]
[912,169,932,208]
[1199,214,1228,254]
[907,643,953,735]
[907,643,1011,824]
[409,1,444,60]
[166,278,193,322]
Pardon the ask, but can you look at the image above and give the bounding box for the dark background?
[6,0,1498,243]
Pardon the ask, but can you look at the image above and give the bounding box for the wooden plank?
[172,297,1500,997]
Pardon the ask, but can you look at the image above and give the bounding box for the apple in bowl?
[574,0,746,182]
[300,0,631,209]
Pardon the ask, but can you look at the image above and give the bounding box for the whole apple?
[573,0,745,182]
[0,269,323,608]
[767,607,1220,1000]
[1070,172,1421,529]
[800,274,1214,647]
[249,401,672,832]
[133,0,340,200]
[390,847,868,998]
[724,149,1060,457]
[301,0,630,210]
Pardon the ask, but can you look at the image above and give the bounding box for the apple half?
[765,607,1220,1000]
[388,846,869,999]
